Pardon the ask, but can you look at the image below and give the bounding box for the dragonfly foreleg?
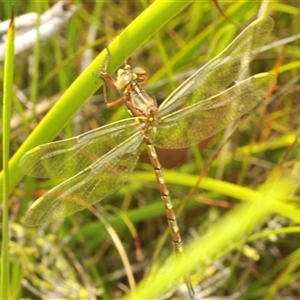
[99,71,127,108]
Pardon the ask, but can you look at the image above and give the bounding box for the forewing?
[25,131,144,226]
[19,118,144,178]
[153,73,276,149]
[159,16,274,116]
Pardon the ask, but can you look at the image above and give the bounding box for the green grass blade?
[1,8,14,299]
[0,1,194,203]
[123,176,297,298]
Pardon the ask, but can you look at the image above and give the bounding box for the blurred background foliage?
[1,1,300,299]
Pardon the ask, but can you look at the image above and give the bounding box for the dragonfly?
[20,16,276,297]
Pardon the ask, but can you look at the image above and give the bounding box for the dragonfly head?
[116,64,147,92]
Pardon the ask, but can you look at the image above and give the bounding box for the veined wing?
[25,130,144,226]
[159,16,274,116]
[19,118,144,178]
[153,73,276,149]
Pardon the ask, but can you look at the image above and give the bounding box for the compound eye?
[132,67,147,83]
[117,68,125,77]
[117,69,132,90]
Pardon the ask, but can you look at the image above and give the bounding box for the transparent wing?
[153,73,276,149]
[159,16,274,116]
[19,118,144,178]
[24,131,144,226]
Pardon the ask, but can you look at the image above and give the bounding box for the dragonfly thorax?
[126,86,160,119]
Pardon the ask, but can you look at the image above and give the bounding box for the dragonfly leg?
[100,46,111,73]
[105,97,125,108]
[99,71,127,108]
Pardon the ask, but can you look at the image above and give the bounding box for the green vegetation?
[1,1,300,299]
